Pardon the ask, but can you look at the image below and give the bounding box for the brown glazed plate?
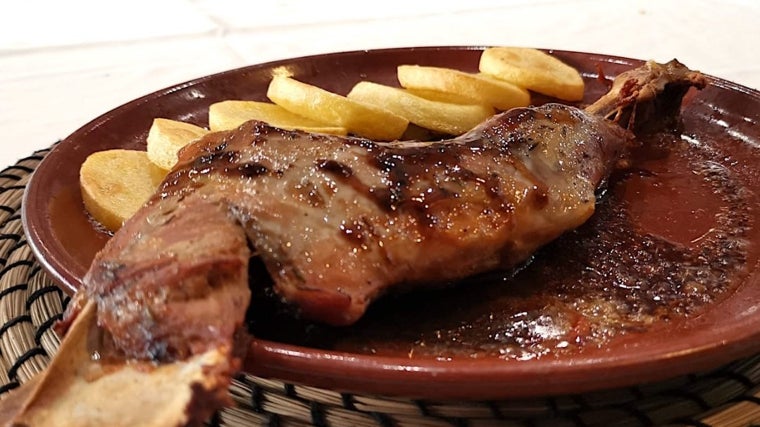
[22,47,760,399]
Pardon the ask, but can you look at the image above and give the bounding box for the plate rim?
[21,46,760,399]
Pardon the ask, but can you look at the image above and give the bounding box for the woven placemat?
[0,148,759,427]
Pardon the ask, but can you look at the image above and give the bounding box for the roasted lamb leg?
[7,59,705,426]
[73,60,704,336]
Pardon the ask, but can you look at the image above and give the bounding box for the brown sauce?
[246,128,754,360]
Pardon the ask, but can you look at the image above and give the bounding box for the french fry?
[147,118,209,170]
[267,75,408,141]
[479,47,585,101]
[347,81,493,135]
[209,100,347,135]
[397,65,530,111]
[80,149,166,232]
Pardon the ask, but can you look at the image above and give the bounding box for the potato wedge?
[479,47,585,101]
[267,75,408,141]
[347,81,493,135]
[404,88,481,105]
[209,100,347,135]
[397,65,530,111]
[147,118,209,170]
[80,149,166,232]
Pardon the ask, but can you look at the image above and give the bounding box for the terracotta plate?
[22,47,760,399]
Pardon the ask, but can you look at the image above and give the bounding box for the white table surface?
[1,0,758,169]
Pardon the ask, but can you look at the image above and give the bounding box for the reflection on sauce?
[623,133,726,247]
[247,130,754,360]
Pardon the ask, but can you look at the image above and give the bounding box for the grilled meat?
[59,60,705,365]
